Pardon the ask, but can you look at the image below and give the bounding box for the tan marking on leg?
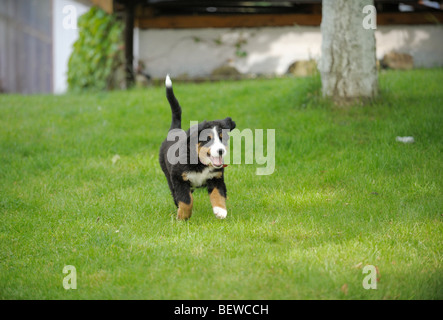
[177,193,193,220]
[182,172,188,181]
[209,188,226,209]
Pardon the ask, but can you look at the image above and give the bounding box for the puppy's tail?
[165,74,182,130]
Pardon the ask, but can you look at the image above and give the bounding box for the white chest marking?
[185,168,220,188]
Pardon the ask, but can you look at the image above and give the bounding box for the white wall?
[137,26,321,78]
[375,26,443,67]
[52,0,91,94]
[136,25,443,79]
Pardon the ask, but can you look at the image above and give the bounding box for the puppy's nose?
[217,148,224,156]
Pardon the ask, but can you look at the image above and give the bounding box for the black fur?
[159,77,236,213]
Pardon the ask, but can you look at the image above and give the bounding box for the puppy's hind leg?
[166,174,177,207]
[177,193,193,220]
[159,152,177,206]
[173,178,193,220]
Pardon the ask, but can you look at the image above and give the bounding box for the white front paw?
[213,206,227,219]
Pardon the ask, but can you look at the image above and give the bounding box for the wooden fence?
[0,0,52,94]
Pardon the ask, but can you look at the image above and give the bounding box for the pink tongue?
[212,156,223,167]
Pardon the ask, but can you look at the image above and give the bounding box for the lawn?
[0,69,442,300]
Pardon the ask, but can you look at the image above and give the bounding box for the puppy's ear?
[222,117,236,131]
[198,120,208,132]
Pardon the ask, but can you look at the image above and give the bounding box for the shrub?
[67,7,124,91]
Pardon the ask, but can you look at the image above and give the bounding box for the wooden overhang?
[91,0,443,29]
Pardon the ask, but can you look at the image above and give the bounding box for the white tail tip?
[165,74,172,88]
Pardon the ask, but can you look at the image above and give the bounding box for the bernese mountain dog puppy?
[159,75,236,220]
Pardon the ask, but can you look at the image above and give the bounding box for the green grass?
[0,69,442,299]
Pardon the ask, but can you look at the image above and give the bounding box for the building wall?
[136,25,443,79]
[0,0,53,94]
[52,0,90,94]
[375,26,443,68]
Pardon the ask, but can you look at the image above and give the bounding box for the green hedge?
[67,7,124,91]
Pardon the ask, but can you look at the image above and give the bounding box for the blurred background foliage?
[67,7,124,92]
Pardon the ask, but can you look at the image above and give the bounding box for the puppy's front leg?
[207,179,227,219]
[173,178,193,220]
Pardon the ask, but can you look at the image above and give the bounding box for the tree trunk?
[319,0,378,104]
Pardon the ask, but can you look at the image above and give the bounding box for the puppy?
[159,75,236,220]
